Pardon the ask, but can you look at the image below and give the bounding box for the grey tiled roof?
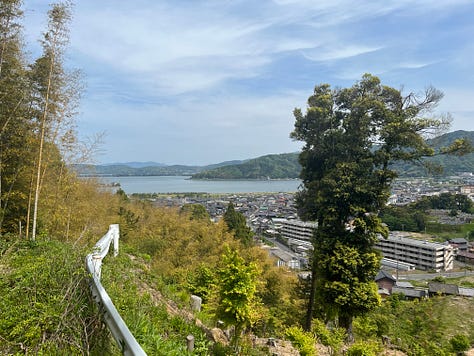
[428,282,459,295]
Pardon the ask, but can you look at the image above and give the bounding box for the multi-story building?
[280,219,317,253]
[375,233,454,272]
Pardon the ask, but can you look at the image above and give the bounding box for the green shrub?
[312,318,345,355]
[285,326,317,356]
[450,334,470,353]
[346,340,382,356]
[101,252,211,355]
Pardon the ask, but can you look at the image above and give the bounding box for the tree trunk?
[304,256,318,331]
[339,313,354,342]
[31,38,55,241]
[31,82,50,241]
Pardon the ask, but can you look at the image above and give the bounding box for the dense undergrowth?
[0,238,111,355]
[354,293,474,356]
[2,196,474,355]
[100,249,212,355]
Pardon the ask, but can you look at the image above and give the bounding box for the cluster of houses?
[388,175,474,205]
[375,270,474,299]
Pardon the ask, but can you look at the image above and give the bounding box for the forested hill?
[73,130,474,179]
[73,159,245,176]
[191,130,474,179]
[190,153,300,179]
[393,130,474,176]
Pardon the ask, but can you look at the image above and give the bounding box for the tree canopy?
[214,246,261,347]
[223,202,254,246]
[0,1,83,240]
[290,74,463,335]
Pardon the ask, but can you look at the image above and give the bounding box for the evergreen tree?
[223,202,253,246]
[290,74,467,336]
[180,203,210,221]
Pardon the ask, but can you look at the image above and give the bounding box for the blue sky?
[22,0,474,165]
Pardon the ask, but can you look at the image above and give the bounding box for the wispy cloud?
[22,0,474,164]
[302,45,383,62]
[397,61,440,70]
[80,90,305,165]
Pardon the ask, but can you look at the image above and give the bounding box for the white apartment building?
[375,233,454,272]
[280,219,317,252]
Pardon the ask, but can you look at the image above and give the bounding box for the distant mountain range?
[101,161,167,168]
[73,159,247,177]
[73,130,474,179]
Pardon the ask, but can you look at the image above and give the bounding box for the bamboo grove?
[0,0,109,242]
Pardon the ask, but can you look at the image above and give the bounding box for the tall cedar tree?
[291,74,468,336]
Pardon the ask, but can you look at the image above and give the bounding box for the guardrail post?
[112,224,119,257]
[92,253,102,279]
[186,334,194,352]
[191,295,202,312]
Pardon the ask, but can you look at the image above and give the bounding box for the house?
[391,286,428,300]
[375,233,454,271]
[456,251,474,265]
[459,287,474,297]
[395,281,414,289]
[375,270,396,295]
[391,281,427,299]
[449,237,469,252]
[280,219,317,254]
[380,257,415,271]
[428,282,474,298]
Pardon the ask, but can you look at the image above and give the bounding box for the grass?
[100,249,211,355]
[425,221,474,241]
[354,294,474,355]
[2,236,474,356]
[0,239,112,355]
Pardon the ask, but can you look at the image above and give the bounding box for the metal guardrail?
[85,224,147,356]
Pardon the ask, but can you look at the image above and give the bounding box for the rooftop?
[381,234,451,251]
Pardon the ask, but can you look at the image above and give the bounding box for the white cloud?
[78,89,307,164]
[62,0,471,98]
[23,0,474,164]
[397,61,440,69]
[302,45,383,62]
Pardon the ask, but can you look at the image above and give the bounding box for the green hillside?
[74,163,202,176]
[73,160,245,177]
[192,130,474,179]
[4,222,474,355]
[191,153,300,179]
[392,130,474,176]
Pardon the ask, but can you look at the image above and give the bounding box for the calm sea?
[100,176,301,194]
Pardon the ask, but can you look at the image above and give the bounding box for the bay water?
[100,176,301,194]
